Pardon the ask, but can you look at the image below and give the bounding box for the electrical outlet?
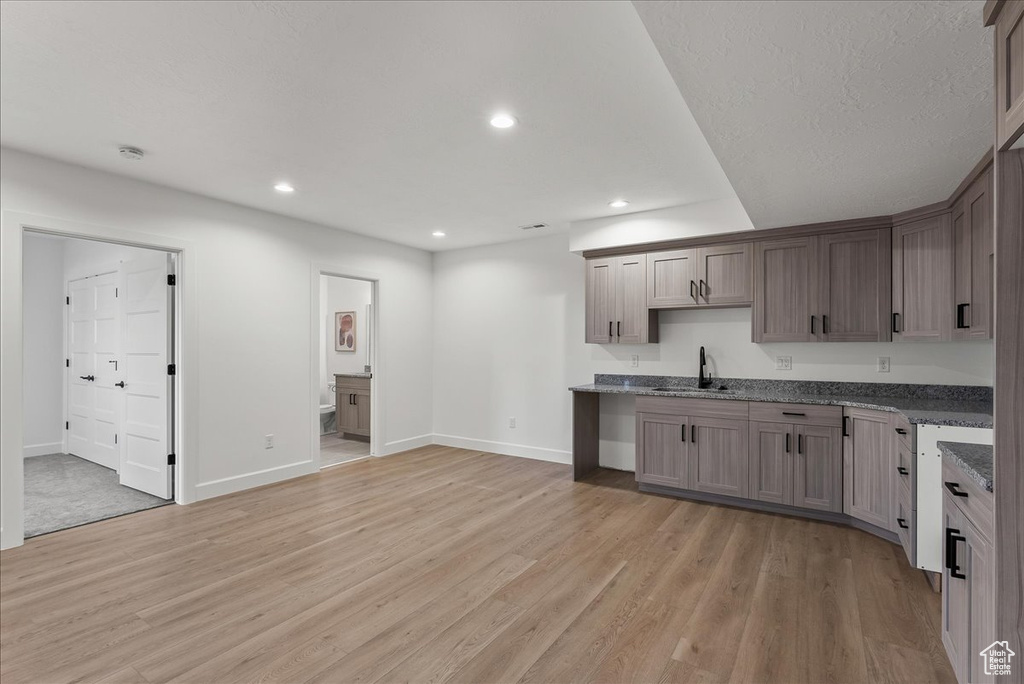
[877,357,891,373]
[630,354,639,368]
[264,434,274,449]
[775,356,792,371]
[509,417,516,429]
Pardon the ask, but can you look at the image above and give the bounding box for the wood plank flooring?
[0,446,955,683]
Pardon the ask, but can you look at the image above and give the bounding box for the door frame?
[1,211,196,549]
[309,264,381,468]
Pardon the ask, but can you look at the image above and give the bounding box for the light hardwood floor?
[0,446,954,684]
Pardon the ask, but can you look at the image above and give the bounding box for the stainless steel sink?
[649,387,735,394]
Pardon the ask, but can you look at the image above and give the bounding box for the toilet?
[319,384,336,434]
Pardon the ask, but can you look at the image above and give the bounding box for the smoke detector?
[518,223,548,231]
[118,146,144,161]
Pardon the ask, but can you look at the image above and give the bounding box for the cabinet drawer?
[892,414,913,447]
[894,438,916,500]
[941,460,994,535]
[635,395,748,419]
[896,479,915,566]
[336,377,370,391]
[748,402,842,428]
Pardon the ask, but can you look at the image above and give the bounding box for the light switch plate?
[264,434,274,449]
[509,417,516,429]
[877,357,891,373]
[775,356,792,371]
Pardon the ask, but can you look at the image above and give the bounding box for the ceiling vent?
[519,223,548,231]
[118,146,144,161]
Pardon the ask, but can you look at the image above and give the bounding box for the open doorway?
[22,232,176,537]
[318,273,374,467]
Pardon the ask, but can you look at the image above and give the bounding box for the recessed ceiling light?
[274,182,295,193]
[609,199,630,209]
[432,231,446,237]
[489,114,517,129]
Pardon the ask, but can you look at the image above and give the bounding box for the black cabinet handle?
[892,312,900,333]
[810,315,816,334]
[115,381,126,388]
[608,321,612,338]
[79,375,95,382]
[843,416,851,437]
[944,481,969,498]
[699,280,707,299]
[898,518,909,529]
[956,303,970,329]
[946,527,966,579]
[897,466,909,475]
[894,427,907,435]
[681,425,685,442]
[822,314,830,334]
[690,280,697,302]
[785,433,790,453]
[617,321,621,337]
[797,434,803,454]
[782,411,806,417]
[691,424,696,443]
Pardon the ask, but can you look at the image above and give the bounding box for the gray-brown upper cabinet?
[646,243,752,309]
[585,254,658,344]
[753,229,891,343]
[952,167,994,341]
[994,0,1024,150]
[892,213,955,341]
[842,407,896,532]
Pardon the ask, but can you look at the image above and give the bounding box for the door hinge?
[65,421,69,430]
[167,364,176,376]
[167,274,176,286]
[167,453,176,465]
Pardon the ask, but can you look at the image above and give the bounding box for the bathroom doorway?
[317,272,375,468]
[21,232,177,537]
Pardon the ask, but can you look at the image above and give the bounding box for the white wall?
[432,233,994,470]
[568,198,754,253]
[319,275,372,401]
[1,148,434,548]
[21,234,64,457]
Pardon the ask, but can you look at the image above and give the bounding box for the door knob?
[79,375,95,382]
[115,381,126,388]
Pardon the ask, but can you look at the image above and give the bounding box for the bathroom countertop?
[938,441,994,492]
[334,372,372,379]
[568,376,993,429]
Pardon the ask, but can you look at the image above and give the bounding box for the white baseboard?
[380,433,434,456]
[23,442,63,458]
[195,460,317,501]
[431,434,571,465]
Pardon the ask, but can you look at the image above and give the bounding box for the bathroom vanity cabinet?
[335,375,370,439]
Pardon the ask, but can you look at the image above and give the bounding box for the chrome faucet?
[698,346,712,389]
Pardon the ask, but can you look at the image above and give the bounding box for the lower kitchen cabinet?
[842,407,895,531]
[749,420,841,512]
[635,412,687,488]
[749,421,793,505]
[688,416,749,498]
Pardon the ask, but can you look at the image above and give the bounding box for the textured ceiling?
[634,0,993,229]
[0,1,740,251]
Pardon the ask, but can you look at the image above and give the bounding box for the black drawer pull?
[782,411,806,417]
[892,312,900,333]
[691,424,696,443]
[822,314,830,334]
[944,481,969,498]
[897,518,909,529]
[810,315,816,334]
[608,321,612,338]
[681,424,686,442]
[894,427,907,435]
[617,321,621,337]
[690,280,697,302]
[946,527,966,579]
[785,433,790,453]
[897,466,909,475]
[797,434,803,454]
[956,303,970,329]
[843,416,850,437]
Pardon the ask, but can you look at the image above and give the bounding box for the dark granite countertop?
[568,375,993,429]
[938,441,994,492]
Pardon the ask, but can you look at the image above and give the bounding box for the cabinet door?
[942,493,969,684]
[636,413,687,488]
[585,258,615,344]
[647,249,698,309]
[696,243,752,306]
[818,229,892,342]
[794,425,842,513]
[753,237,815,343]
[352,389,371,436]
[688,416,749,499]
[615,254,652,344]
[843,409,894,530]
[956,169,994,341]
[748,421,793,506]
[965,519,995,684]
[337,389,359,434]
[893,214,954,341]
[995,0,1024,150]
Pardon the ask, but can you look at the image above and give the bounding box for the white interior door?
[118,251,173,499]
[66,272,120,469]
